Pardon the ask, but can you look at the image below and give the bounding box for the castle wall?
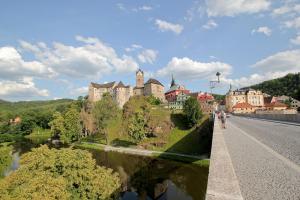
[144,83,165,102]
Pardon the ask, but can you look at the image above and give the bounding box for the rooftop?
[90,81,116,88]
[233,102,253,109]
[145,78,164,87]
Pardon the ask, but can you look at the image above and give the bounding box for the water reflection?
[87,149,208,200]
[1,139,208,200]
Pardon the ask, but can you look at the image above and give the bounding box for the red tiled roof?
[233,102,253,109]
[265,102,287,107]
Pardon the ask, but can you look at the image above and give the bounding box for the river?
[1,137,208,200]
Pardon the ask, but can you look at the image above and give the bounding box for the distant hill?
[243,73,300,100]
[0,99,74,113]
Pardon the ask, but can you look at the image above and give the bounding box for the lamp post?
[209,72,221,94]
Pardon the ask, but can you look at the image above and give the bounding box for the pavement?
[223,116,300,200]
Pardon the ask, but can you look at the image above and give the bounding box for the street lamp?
[210,72,221,93]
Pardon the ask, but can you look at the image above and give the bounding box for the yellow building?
[226,88,264,112]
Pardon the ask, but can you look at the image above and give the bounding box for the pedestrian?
[221,110,226,129]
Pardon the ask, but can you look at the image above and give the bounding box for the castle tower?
[136,69,144,88]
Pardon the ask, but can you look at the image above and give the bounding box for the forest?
[244,73,300,100]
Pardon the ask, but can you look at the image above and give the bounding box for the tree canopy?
[93,93,119,133]
[183,97,202,128]
[244,73,300,100]
[0,145,120,200]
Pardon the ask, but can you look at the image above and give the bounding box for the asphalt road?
[223,116,300,200]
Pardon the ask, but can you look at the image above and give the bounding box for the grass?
[25,128,51,139]
[75,142,104,151]
[152,152,210,167]
[151,114,211,155]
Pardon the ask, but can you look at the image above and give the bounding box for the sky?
[0,0,300,101]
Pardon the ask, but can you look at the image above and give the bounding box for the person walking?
[221,110,226,129]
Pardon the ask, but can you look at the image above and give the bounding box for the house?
[275,95,300,110]
[226,87,264,112]
[165,76,190,109]
[232,102,255,114]
[264,102,288,111]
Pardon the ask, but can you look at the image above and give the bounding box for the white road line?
[228,121,300,174]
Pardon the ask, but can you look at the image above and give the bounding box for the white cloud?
[0,46,55,80]
[125,44,143,52]
[225,49,300,87]
[222,72,290,88]
[137,5,152,11]
[155,19,183,35]
[19,36,139,78]
[116,3,126,11]
[284,17,300,29]
[272,3,300,17]
[251,26,272,36]
[156,57,232,80]
[290,35,300,45]
[0,78,49,100]
[70,86,88,96]
[252,49,300,72]
[202,19,218,30]
[206,0,271,17]
[138,49,158,64]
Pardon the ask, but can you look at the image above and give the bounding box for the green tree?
[147,95,161,105]
[0,145,120,200]
[128,111,147,141]
[183,97,202,128]
[62,106,81,143]
[93,93,118,135]
[49,112,65,138]
[0,145,12,178]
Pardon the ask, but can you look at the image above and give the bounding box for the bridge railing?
[205,117,244,200]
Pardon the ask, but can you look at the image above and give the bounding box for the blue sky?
[0,0,300,101]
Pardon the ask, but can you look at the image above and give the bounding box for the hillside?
[244,73,300,100]
[0,99,74,114]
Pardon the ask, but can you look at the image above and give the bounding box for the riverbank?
[76,142,210,167]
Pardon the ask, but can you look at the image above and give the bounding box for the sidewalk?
[205,118,243,200]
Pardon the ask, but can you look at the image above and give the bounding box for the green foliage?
[146,95,161,105]
[93,93,119,133]
[128,111,147,141]
[246,73,300,100]
[49,106,81,144]
[183,97,202,128]
[212,94,225,101]
[0,145,121,200]
[49,112,65,137]
[62,106,81,143]
[0,145,12,178]
[0,99,73,137]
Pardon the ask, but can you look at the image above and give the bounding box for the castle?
[88,69,165,107]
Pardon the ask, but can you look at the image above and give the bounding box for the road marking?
[228,121,300,174]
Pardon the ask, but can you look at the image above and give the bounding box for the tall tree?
[93,93,118,135]
[92,93,119,144]
[183,97,202,128]
[49,112,65,138]
[128,111,146,141]
[62,106,81,143]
